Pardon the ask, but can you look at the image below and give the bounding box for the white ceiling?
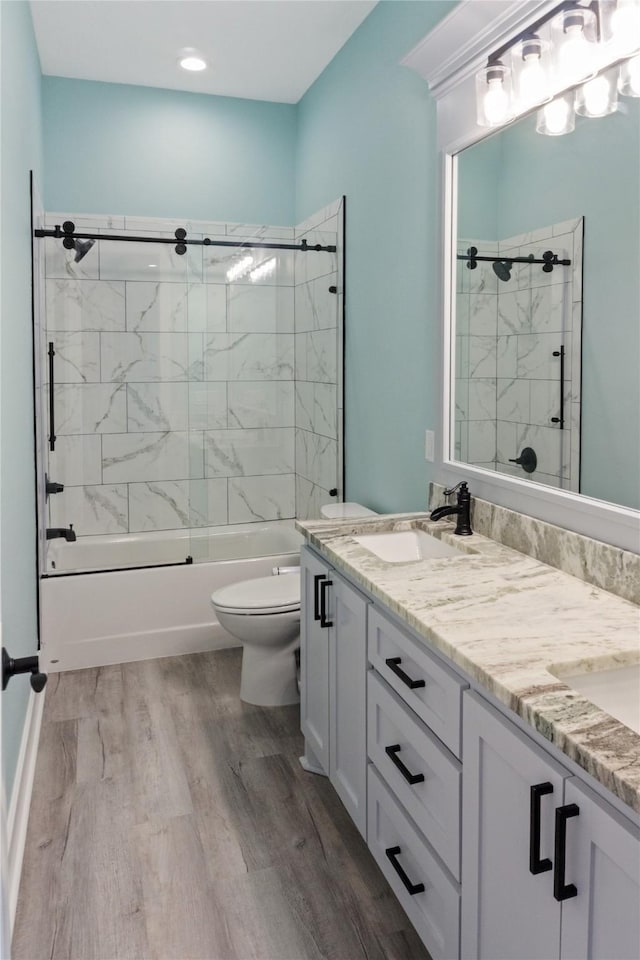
[30,0,377,104]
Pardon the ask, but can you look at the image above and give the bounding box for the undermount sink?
[551,662,640,735]
[353,529,467,563]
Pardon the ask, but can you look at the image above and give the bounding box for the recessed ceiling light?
[178,48,208,72]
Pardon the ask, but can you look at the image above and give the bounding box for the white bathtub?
[40,522,303,673]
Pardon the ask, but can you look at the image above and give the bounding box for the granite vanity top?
[297,513,640,814]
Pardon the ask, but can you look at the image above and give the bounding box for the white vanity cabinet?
[462,690,640,960]
[300,546,368,836]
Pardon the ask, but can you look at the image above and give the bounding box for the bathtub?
[40,522,303,673]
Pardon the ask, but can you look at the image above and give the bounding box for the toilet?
[210,502,377,707]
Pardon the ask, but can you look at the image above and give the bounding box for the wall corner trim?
[7,688,45,935]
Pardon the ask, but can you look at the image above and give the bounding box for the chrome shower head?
[492,259,513,282]
[73,238,95,263]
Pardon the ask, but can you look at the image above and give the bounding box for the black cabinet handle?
[529,782,553,875]
[385,744,425,786]
[319,579,333,628]
[48,341,56,451]
[313,574,325,622]
[385,657,425,690]
[385,846,425,896]
[554,803,579,901]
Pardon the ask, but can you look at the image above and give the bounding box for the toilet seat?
[211,572,300,616]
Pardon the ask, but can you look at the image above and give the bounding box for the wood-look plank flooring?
[13,649,430,960]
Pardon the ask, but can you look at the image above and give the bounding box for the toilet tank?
[320,502,377,520]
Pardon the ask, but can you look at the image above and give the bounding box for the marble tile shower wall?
[455,218,583,491]
[43,212,338,539]
[294,198,343,521]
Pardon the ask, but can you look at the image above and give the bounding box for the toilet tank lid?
[320,502,377,519]
[212,572,300,611]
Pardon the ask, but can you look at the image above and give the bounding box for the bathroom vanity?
[297,513,640,960]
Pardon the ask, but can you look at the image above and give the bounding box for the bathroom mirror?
[451,97,639,512]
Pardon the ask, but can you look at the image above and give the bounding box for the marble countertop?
[297,513,640,814]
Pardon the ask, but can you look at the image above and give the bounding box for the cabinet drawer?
[368,765,460,960]
[368,606,466,757]
[368,670,461,878]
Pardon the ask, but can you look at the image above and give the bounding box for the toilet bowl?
[210,504,377,707]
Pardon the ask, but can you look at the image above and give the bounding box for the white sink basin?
[554,663,640,735]
[353,530,466,563]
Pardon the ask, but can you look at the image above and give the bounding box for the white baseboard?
[7,688,44,934]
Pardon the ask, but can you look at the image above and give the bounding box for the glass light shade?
[552,7,598,85]
[512,36,551,106]
[536,92,576,135]
[619,54,640,95]
[475,62,514,127]
[575,69,619,116]
[609,1,640,57]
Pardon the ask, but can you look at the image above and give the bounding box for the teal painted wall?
[43,77,296,224]
[1,0,43,798]
[295,0,456,512]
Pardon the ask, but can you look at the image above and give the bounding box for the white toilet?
[210,503,377,707]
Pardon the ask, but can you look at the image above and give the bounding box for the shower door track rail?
[34,223,337,254]
[456,253,572,266]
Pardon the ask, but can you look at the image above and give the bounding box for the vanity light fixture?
[178,48,208,72]
[474,1,640,137]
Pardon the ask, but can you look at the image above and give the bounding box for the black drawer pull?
[313,574,325,621]
[385,846,425,896]
[553,803,579,901]
[529,782,553,875]
[385,745,425,786]
[319,579,333,629]
[385,657,425,690]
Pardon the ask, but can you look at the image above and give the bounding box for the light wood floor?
[13,649,430,960]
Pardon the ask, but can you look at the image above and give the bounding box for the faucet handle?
[443,480,468,498]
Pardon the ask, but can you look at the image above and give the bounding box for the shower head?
[73,238,96,263]
[492,259,513,282]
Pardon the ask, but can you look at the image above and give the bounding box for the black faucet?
[430,482,473,536]
[46,525,76,542]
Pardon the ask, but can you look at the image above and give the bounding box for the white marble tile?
[497,289,530,335]
[188,479,229,527]
[295,199,341,234]
[454,293,470,335]
[204,248,294,286]
[100,237,202,283]
[497,335,518,379]
[496,420,518,464]
[204,427,294,478]
[49,434,102,486]
[183,283,225,334]
[45,238,100,280]
[295,381,314,433]
[524,238,572,289]
[305,329,337,384]
[128,478,228,532]
[295,474,325,521]
[467,420,496,462]
[497,378,530,423]
[530,380,562,428]
[54,384,127,435]
[454,378,469,421]
[530,282,570,335]
[469,293,498,336]
[467,379,497,421]
[100,332,191,382]
[295,231,337,285]
[552,218,581,237]
[516,423,563,477]
[102,431,204,483]
[469,336,497,379]
[228,474,296,523]
[517,333,570,380]
[52,332,101,383]
[46,213,125,231]
[127,383,189,432]
[228,284,294,333]
[188,382,228,430]
[456,336,470,379]
[228,381,294,429]
[572,223,583,302]
[201,333,294,382]
[295,275,337,333]
[125,281,189,332]
[311,382,338,439]
[50,484,128,536]
[295,429,337,491]
[468,260,498,295]
[225,224,295,240]
[46,279,125,332]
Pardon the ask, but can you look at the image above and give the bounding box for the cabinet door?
[560,778,640,960]
[462,691,568,960]
[329,573,368,837]
[300,546,331,772]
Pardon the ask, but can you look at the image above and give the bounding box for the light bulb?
[610,1,640,56]
[484,79,510,124]
[519,57,547,102]
[545,98,571,133]
[559,25,592,80]
[619,54,640,95]
[582,76,611,114]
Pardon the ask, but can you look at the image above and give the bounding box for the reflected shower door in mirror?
[451,97,639,512]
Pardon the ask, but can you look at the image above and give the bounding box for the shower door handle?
[48,341,56,451]
[551,346,565,429]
